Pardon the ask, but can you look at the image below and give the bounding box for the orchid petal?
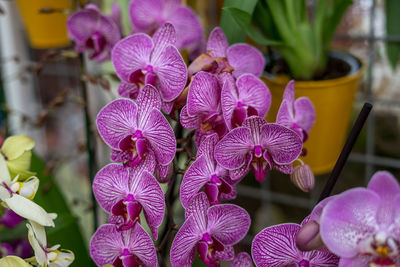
[0,256,32,267]
[185,192,209,227]
[251,223,301,267]
[1,135,35,161]
[4,194,55,227]
[131,171,165,240]
[236,74,271,117]
[227,44,265,78]
[110,2,122,34]
[283,80,295,103]
[136,85,162,128]
[242,116,267,145]
[128,0,162,33]
[320,188,380,258]
[92,164,130,213]
[96,99,137,149]
[197,133,219,161]
[294,97,316,133]
[207,27,228,58]
[208,204,250,245]
[215,244,234,261]
[261,123,302,164]
[308,249,339,266]
[122,223,158,266]
[180,105,200,129]
[0,154,11,183]
[112,34,152,82]
[118,81,139,99]
[142,109,176,165]
[151,23,176,64]
[276,100,294,127]
[90,224,126,266]
[214,127,252,170]
[170,216,203,267]
[221,77,239,130]
[187,71,220,116]
[152,45,187,101]
[168,6,203,49]
[229,252,253,267]
[180,155,212,208]
[67,9,98,43]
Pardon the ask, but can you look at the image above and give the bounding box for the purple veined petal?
[136,85,162,129]
[90,224,124,266]
[118,81,139,99]
[221,76,239,130]
[194,129,213,148]
[180,105,200,129]
[197,133,219,161]
[110,149,131,163]
[215,244,234,261]
[276,100,294,127]
[215,127,252,170]
[180,155,213,208]
[207,27,228,58]
[236,74,271,117]
[151,23,177,64]
[128,0,163,33]
[251,223,302,267]
[219,178,237,200]
[122,223,158,266]
[161,100,174,114]
[185,192,210,226]
[230,153,252,180]
[187,72,221,116]
[227,44,265,78]
[320,188,380,258]
[261,123,303,165]
[129,149,157,174]
[67,9,98,43]
[307,249,339,267]
[271,160,293,174]
[170,215,204,267]
[242,116,268,145]
[294,97,316,133]
[92,164,130,212]
[167,6,203,50]
[229,252,253,267]
[97,98,137,149]
[152,45,188,101]
[129,171,165,240]
[141,109,176,165]
[283,80,295,104]
[112,34,153,82]
[207,204,250,245]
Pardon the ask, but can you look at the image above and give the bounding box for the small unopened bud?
[291,164,314,192]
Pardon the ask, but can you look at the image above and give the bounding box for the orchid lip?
[254,145,263,158]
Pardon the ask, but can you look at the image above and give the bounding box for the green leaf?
[220,0,258,44]
[223,7,282,46]
[386,0,400,70]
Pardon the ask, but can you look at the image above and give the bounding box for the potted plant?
[15,0,72,48]
[221,0,364,174]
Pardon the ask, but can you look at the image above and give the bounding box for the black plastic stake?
[318,102,373,202]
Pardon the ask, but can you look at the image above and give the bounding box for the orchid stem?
[318,102,372,202]
[78,54,98,231]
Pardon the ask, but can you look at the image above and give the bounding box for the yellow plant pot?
[262,51,364,175]
[15,0,72,49]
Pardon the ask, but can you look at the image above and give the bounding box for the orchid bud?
[296,220,323,251]
[290,164,315,192]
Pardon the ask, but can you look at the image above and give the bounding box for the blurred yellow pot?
[15,0,72,49]
[263,51,364,175]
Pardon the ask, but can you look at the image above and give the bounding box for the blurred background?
[0,0,399,266]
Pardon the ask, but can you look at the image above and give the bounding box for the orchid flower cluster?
[66,2,400,267]
[0,136,74,267]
